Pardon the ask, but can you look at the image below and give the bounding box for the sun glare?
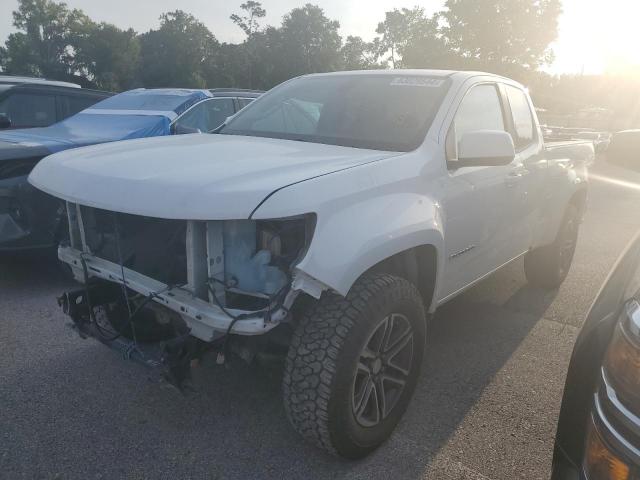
[590,173,640,192]
[553,0,640,74]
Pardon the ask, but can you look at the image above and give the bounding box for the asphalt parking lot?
[2,159,640,480]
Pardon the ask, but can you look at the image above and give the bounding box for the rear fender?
[536,143,590,247]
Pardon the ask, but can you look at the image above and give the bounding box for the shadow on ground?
[0,252,561,480]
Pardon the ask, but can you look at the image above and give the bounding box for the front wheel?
[283,273,426,459]
[524,204,580,289]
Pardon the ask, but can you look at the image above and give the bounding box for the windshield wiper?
[209,124,226,134]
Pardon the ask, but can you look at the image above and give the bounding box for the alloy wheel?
[352,313,415,427]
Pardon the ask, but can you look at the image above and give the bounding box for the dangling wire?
[112,212,139,348]
[80,254,120,341]
[206,277,290,364]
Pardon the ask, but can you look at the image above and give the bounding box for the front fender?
[251,154,445,303]
[301,193,444,298]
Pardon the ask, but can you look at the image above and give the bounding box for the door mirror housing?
[455,130,516,168]
[0,113,12,129]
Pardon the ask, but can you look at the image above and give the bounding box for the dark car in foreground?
[0,87,261,252]
[552,148,640,480]
[0,75,111,130]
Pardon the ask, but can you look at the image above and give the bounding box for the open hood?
[29,133,398,220]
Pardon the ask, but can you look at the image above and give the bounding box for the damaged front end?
[58,202,316,388]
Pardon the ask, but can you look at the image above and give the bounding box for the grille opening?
[80,206,188,287]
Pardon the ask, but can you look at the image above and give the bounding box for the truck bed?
[545,139,595,165]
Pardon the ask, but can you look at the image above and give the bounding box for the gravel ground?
[2,159,640,480]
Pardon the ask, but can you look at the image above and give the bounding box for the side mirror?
[455,130,516,168]
[0,113,12,129]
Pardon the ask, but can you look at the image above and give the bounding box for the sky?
[0,0,638,75]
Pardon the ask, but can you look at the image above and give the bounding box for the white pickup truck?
[29,70,592,458]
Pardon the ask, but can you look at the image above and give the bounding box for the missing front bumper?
[59,246,288,341]
[58,285,206,390]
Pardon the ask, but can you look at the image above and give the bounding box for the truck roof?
[305,69,512,81]
[209,88,264,98]
[123,88,210,96]
[0,75,81,88]
[116,88,262,99]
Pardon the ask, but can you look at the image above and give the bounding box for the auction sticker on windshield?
[390,77,446,87]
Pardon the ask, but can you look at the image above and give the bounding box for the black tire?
[283,273,426,459]
[524,203,580,289]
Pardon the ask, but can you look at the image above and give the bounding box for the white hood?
[29,133,398,219]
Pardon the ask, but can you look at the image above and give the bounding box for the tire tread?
[282,273,423,456]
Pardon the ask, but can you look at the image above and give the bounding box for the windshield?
[219,74,451,151]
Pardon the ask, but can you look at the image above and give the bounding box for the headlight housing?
[584,418,632,480]
[585,299,640,480]
[604,301,640,405]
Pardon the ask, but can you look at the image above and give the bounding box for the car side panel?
[536,141,591,247]
[552,234,640,477]
[251,149,446,309]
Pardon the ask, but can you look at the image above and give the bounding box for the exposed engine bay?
[58,202,315,387]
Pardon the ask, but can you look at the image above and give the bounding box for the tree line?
[0,0,638,129]
[0,0,560,91]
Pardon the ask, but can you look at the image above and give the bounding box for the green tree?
[139,10,219,88]
[375,9,405,68]
[230,1,266,37]
[3,0,93,83]
[0,46,7,72]
[207,42,249,87]
[441,0,562,75]
[228,2,268,89]
[341,35,379,70]
[75,23,140,91]
[375,7,435,68]
[273,4,342,82]
[399,20,452,69]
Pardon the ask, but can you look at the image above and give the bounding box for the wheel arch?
[569,186,588,219]
[291,234,443,323]
[293,231,444,315]
[359,244,439,312]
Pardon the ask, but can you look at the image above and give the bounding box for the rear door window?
[236,98,254,110]
[0,92,57,128]
[504,85,536,149]
[61,95,101,118]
